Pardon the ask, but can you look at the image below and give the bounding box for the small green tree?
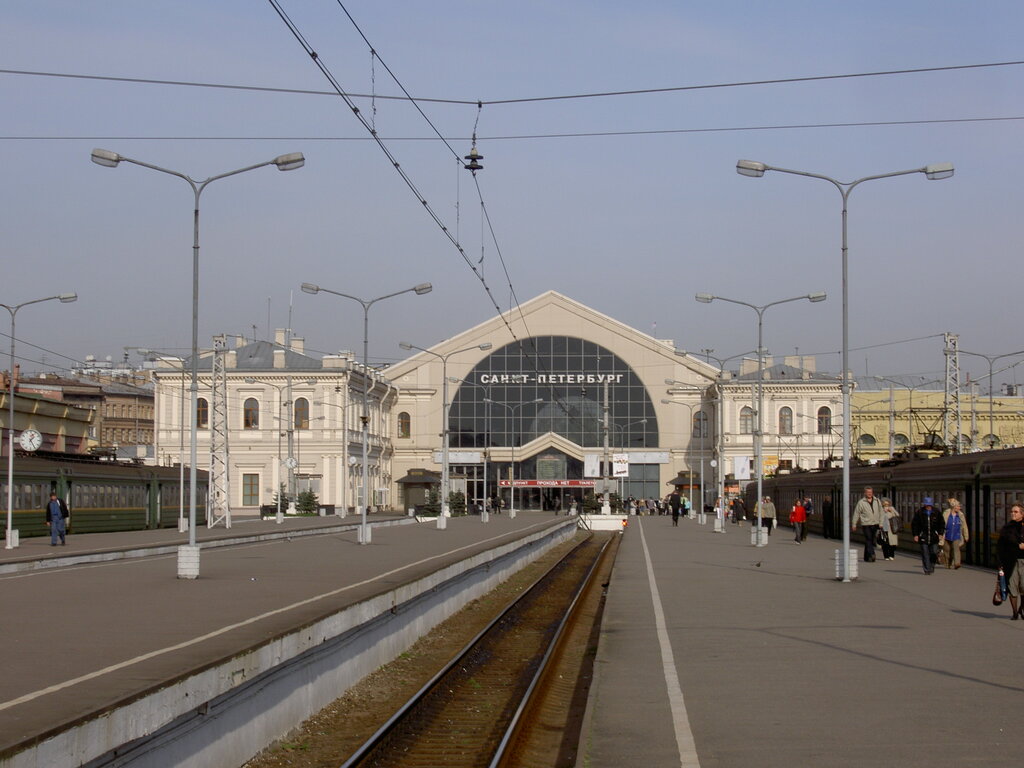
[422,487,441,515]
[273,483,293,509]
[582,491,601,513]
[448,490,467,516]
[609,492,623,513]
[296,489,319,513]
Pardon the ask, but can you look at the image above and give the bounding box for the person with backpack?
[880,497,901,560]
[911,497,943,574]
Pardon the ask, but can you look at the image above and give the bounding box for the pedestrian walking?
[879,498,901,560]
[941,498,969,570]
[44,492,70,546]
[852,486,884,562]
[732,496,747,525]
[755,496,776,535]
[801,497,812,540]
[911,497,943,574]
[997,503,1024,619]
[668,490,682,527]
[790,497,807,543]
[821,495,835,539]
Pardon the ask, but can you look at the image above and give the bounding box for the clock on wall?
[19,429,42,452]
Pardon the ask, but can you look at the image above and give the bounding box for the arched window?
[739,406,753,434]
[196,397,209,429]
[983,434,1001,449]
[692,411,708,439]
[858,433,877,447]
[398,411,411,438]
[894,433,910,447]
[778,407,793,435]
[294,397,309,430]
[243,398,259,429]
[816,406,831,435]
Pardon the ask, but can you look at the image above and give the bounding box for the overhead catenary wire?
[2,58,1021,106]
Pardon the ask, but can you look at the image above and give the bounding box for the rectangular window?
[242,473,260,506]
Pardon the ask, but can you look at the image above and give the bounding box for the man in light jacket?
[852,486,883,562]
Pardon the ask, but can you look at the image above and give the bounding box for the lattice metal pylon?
[208,334,231,528]
[944,332,962,453]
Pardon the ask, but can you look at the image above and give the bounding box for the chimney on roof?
[291,336,305,355]
[274,328,286,347]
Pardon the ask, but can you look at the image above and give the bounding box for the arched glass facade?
[449,336,659,449]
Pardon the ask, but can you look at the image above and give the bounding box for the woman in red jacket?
[790,498,807,544]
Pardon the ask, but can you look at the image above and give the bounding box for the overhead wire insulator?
[463,146,483,172]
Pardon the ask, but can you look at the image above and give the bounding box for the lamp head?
[244,377,257,384]
[664,378,676,385]
[399,342,414,351]
[273,152,305,171]
[924,162,954,180]
[660,398,672,404]
[478,342,493,350]
[736,159,766,178]
[413,283,433,295]
[58,293,78,303]
[674,348,688,357]
[532,397,543,404]
[807,292,827,303]
[90,148,121,168]
[695,293,714,304]
[300,283,320,295]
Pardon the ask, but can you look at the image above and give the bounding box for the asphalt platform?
[0,511,570,762]
[577,515,1023,768]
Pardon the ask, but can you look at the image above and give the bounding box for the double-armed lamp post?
[695,291,826,543]
[92,148,304,578]
[399,342,492,527]
[3,293,78,549]
[736,158,953,579]
[302,282,432,544]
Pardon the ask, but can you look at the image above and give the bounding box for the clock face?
[284,457,298,469]
[19,429,42,452]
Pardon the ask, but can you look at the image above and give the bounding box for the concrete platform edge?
[4,519,577,768]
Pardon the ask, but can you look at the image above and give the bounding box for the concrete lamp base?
[177,544,200,579]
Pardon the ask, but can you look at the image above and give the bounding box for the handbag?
[994,568,1006,606]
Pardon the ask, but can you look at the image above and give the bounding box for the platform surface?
[0,512,571,757]
[579,516,1022,768]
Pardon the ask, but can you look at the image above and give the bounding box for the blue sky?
[2,1,1022,392]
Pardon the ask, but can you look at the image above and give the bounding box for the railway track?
[340,531,617,768]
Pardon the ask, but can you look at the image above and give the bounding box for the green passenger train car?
[1,454,207,541]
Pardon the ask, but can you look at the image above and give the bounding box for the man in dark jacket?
[911,497,943,574]
[44,492,70,546]
[997,503,1024,619]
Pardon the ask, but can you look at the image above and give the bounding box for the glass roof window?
[448,336,659,449]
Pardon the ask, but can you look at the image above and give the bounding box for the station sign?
[498,479,597,487]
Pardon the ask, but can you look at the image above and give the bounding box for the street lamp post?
[957,350,1024,450]
[737,158,953,581]
[659,397,704,515]
[483,397,543,517]
[301,281,432,544]
[695,291,826,543]
[448,376,493,520]
[674,348,756,523]
[3,293,77,549]
[92,148,304,579]
[399,342,492,528]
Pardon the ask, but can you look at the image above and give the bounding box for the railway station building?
[386,291,842,513]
